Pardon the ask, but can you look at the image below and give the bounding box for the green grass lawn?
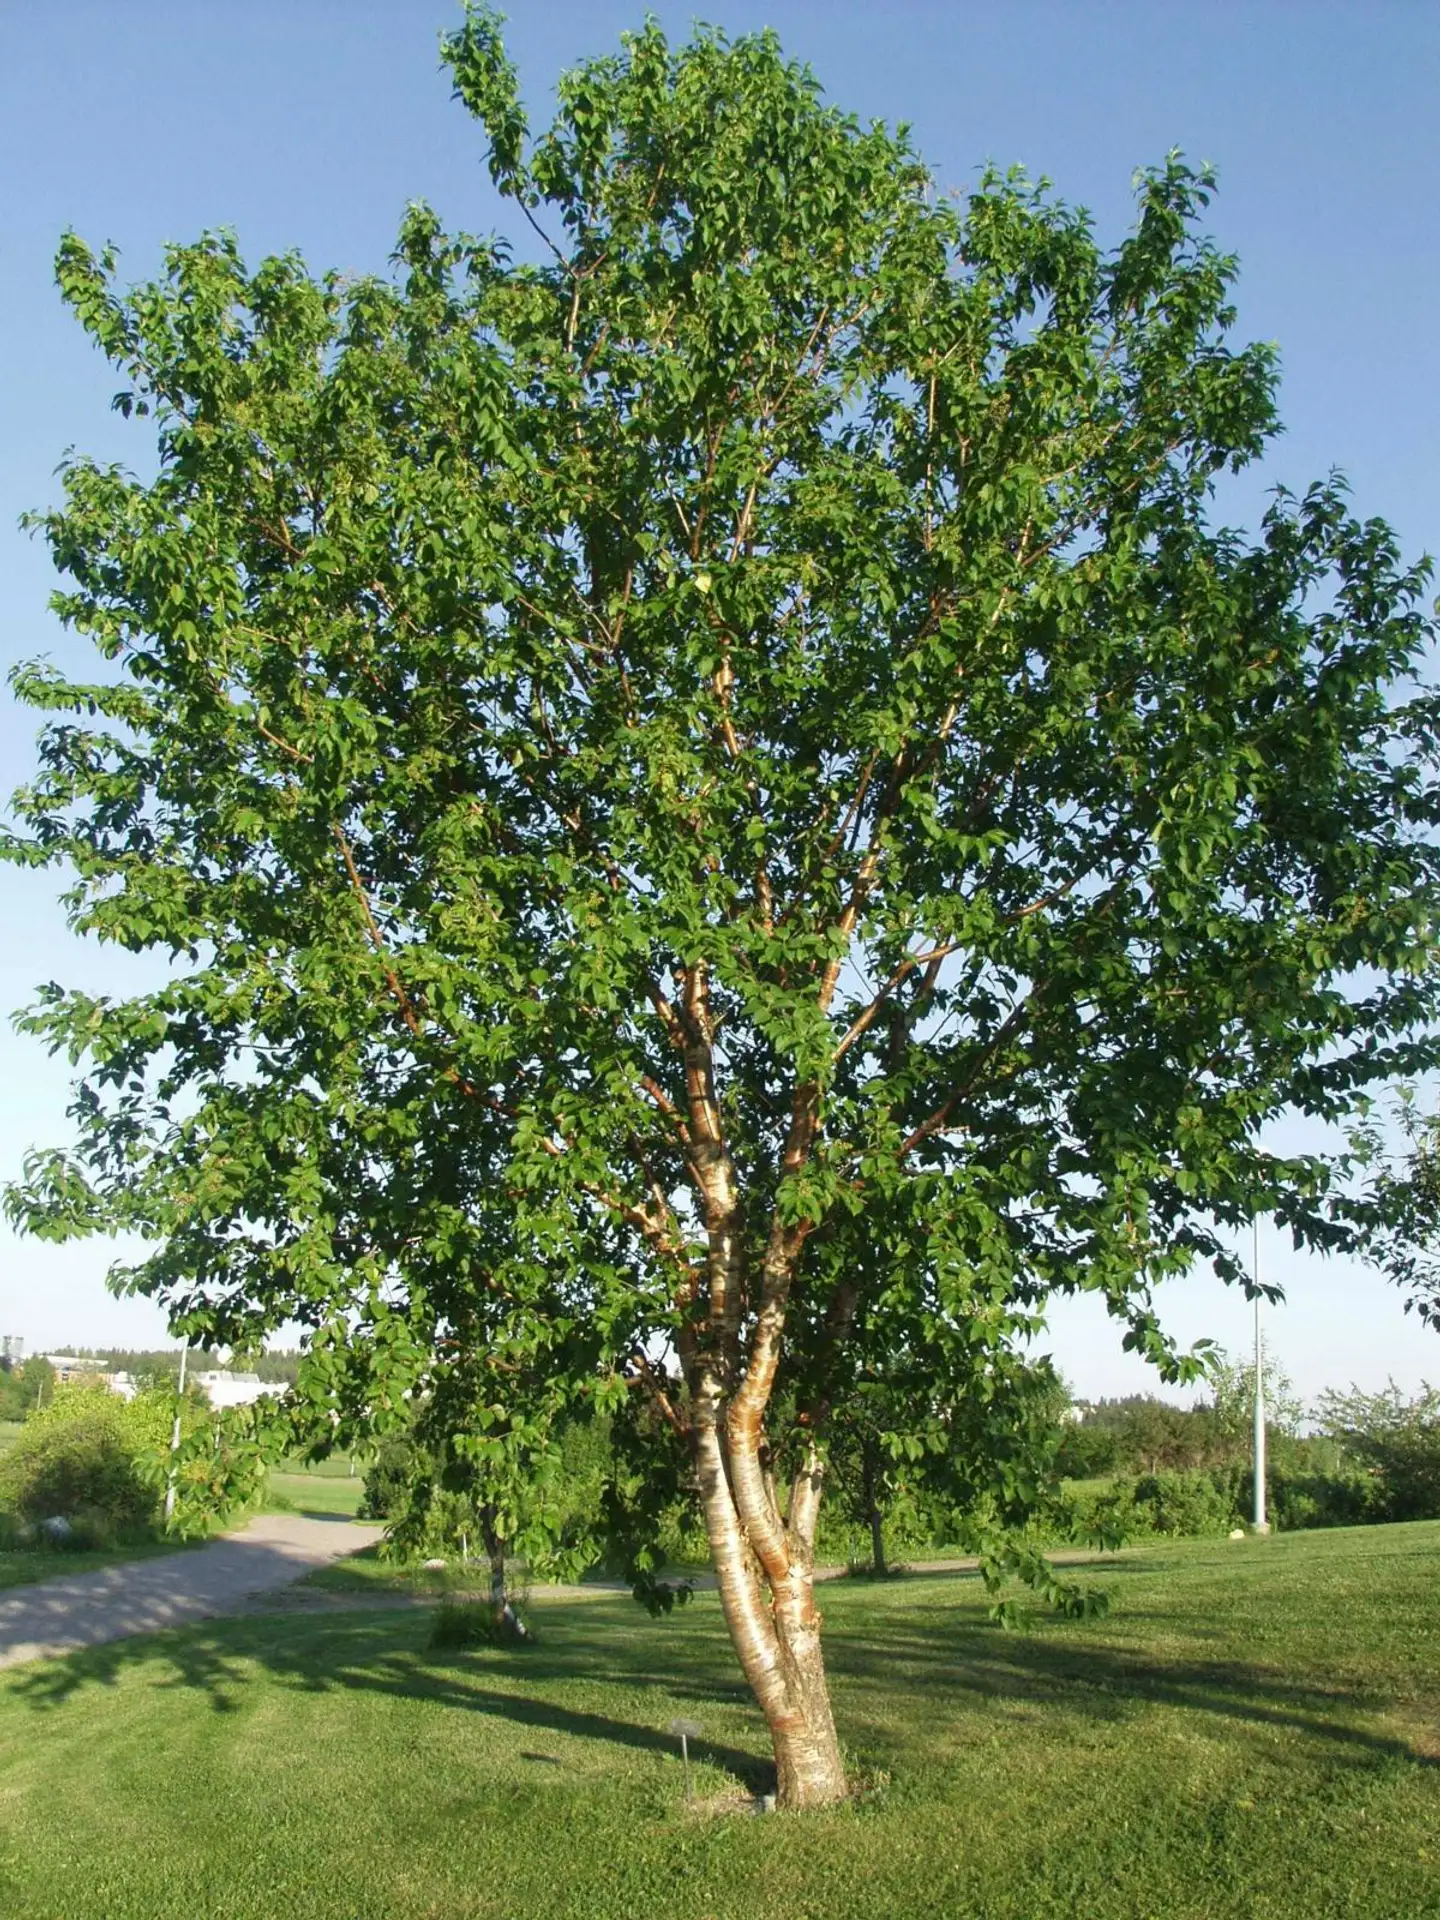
[1,1522,1436,1919]
[300,1543,468,1594]
[262,1466,365,1518]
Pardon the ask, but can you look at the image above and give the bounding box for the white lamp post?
[164,1343,188,1527]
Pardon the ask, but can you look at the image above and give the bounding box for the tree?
[1314,1381,1440,1520]
[6,8,1439,1806]
[791,1347,1069,1576]
[18,1357,54,1418]
[1206,1343,1304,1444]
[1348,1091,1440,1330]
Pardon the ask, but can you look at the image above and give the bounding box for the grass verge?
[0,1536,205,1594]
[1,1521,1436,1917]
[261,1469,365,1519]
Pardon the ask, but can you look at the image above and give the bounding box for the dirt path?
[0,1514,383,1669]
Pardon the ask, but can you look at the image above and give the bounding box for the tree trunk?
[861,1443,887,1577]
[478,1508,506,1612]
[693,1391,849,1809]
[670,965,847,1807]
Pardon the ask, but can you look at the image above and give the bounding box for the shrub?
[1131,1467,1244,1537]
[1265,1467,1376,1531]
[360,1435,419,1521]
[1315,1383,1440,1522]
[428,1599,536,1651]
[0,1386,157,1537]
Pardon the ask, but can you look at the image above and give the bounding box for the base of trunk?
[771,1723,849,1808]
[769,1602,848,1808]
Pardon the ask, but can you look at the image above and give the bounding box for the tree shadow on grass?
[2,1606,776,1793]
[819,1610,1439,1774]
[5,1574,1434,1788]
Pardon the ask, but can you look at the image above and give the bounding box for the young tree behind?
[7,9,1439,1805]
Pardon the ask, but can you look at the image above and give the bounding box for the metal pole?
[1252,1221,1269,1535]
[164,1343,188,1527]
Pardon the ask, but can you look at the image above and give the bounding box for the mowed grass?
[262,1466,365,1518]
[0,1522,1436,1920]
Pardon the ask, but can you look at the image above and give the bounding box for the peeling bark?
[673,964,848,1809]
[693,1376,848,1808]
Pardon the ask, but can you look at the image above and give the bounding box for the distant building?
[42,1354,110,1384]
[0,1335,23,1364]
[192,1370,279,1410]
[38,1355,140,1399]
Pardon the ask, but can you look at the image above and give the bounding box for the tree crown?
[7,7,1438,1565]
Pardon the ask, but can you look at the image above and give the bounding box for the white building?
[192,1370,279,1410]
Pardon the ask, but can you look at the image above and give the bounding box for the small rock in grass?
[1228,1528,1245,1540]
[422,1557,447,1570]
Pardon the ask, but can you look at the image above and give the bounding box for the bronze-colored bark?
[693,1371,847,1808]
[669,963,848,1810]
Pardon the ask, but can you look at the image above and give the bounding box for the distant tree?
[7,8,1439,1805]
[1055,1419,1122,1482]
[1115,1399,1197,1475]
[1205,1344,1304,1443]
[0,1365,25,1424]
[1349,1092,1440,1331]
[19,1357,54,1417]
[1314,1381,1440,1520]
[796,1348,1068,1576]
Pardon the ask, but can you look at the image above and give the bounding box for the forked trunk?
[673,967,847,1807]
[706,1518,847,1808]
[694,1394,848,1809]
[767,1563,848,1807]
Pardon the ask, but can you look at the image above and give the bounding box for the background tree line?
[352,1349,1440,1575]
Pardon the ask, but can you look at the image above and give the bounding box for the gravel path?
[0,1514,383,1669]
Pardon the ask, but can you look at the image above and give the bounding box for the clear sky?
[1,1,1437,1400]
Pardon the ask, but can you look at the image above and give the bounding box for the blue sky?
[1,1,1437,1398]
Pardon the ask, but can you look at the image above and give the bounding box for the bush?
[1052,1461,1399,1543]
[0,1387,157,1538]
[1265,1467,1376,1531]
[428,1599,536,1651]
[1131,1468,1244,1537]
[360,1435,419,1521]
[1315,1383,1440,1522]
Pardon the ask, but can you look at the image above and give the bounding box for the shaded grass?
[0,1523,1436,1918]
